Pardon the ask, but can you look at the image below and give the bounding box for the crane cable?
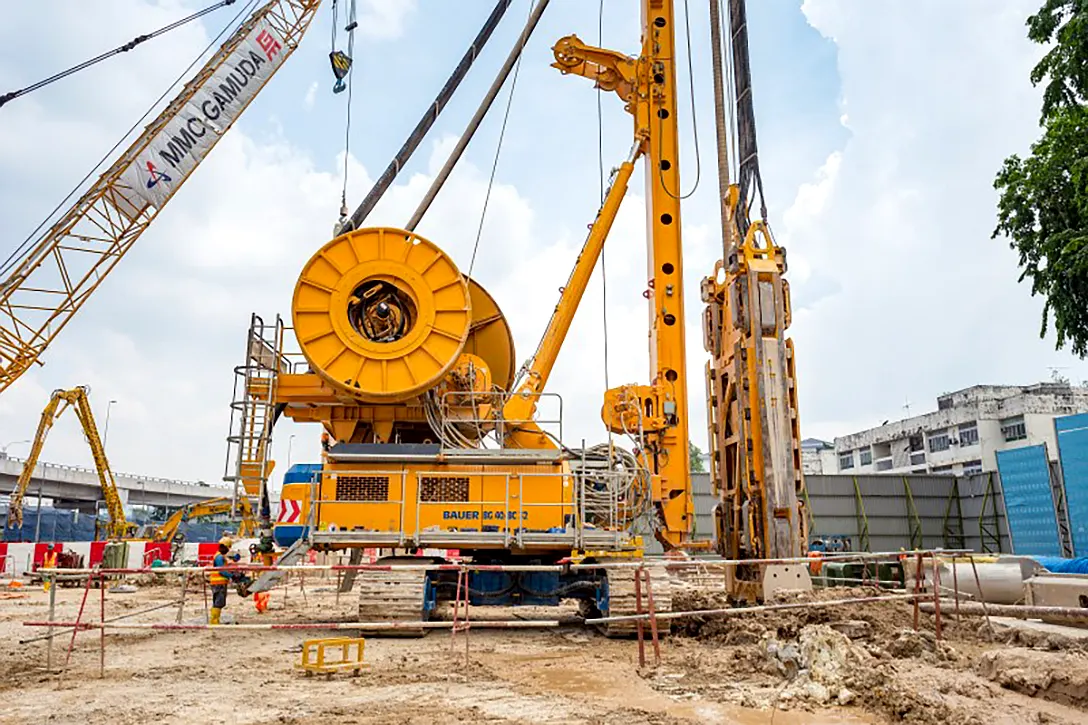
[0,0,260,278]
[335,0,359,223]
[657,0,702,201]
[467,0,535,277]
[597,0,615,461]
[0,0,242,110]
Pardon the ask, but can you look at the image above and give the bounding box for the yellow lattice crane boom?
[0,0,321,395]
[6,386,136,540]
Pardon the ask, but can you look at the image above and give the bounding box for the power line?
[1,0,260,277]
[0,0,241,109]
[468,0,535,277]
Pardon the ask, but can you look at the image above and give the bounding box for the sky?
[1,0,1086,490]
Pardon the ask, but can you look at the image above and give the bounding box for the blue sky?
[1,0,1086,485]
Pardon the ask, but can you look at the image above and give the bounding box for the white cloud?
[354,0,418,40]
[791,0,1088,440]
[3,0,1087,497]
[303,81,318,110]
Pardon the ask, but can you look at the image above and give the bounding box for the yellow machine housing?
[260,226,634,554]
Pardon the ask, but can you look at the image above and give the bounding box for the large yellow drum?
[292,227,471,402]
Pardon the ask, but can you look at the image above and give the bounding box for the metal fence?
[643,472,1012,555]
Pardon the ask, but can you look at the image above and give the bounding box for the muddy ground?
[1,574,1086,725]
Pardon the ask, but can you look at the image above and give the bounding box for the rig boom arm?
[502,146,638,448]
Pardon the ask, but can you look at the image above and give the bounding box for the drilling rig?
[232,0,808,626]
[0,0,805,619]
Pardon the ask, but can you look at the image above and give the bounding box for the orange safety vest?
[42,551,57,570]
[807,550,823,575]
[209,553,230,585]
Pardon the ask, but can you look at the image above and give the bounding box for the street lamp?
[1,439,30,458]
[287,434,297,469]
[102,400,118,450]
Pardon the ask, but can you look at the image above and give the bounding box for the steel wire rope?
[467,0,535,277]
[337,0,359,220]
[0,0,261,278]
[656,0,702,201]
[597,0,616,468]
[0,0,241,109]
[719,0,739,183]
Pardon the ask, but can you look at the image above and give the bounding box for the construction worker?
[41,544,59,592]
[209,536,242,625]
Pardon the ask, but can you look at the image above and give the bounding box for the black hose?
[343,0,516,230]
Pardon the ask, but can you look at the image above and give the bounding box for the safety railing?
[293,465,634,551]
[0,455,211,490]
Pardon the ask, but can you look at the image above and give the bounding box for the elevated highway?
[0,454,226,513]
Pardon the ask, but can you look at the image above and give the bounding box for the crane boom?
[6,386,136,540]
[0,0,321,394]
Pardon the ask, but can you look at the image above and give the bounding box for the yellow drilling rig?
[236,0,808,624]
[0,0,806,622]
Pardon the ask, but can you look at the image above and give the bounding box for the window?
[927,429,950,453]
[962,460,983,475]
[876,459,894,472]
[839,451,855,470]
[910,451,926,466]
[958,422,979,447]
[1001,415,1027,442]
[908,434,924,452]
[859,448,872,466]
[931,464,954,474]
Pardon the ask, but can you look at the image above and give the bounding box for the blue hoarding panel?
[996,445,1062,557]
[1055,412,1088,557]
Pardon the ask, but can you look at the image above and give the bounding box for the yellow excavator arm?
[7,386,136,539]
[150,496,256,542]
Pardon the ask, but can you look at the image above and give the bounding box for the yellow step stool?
[296,637,368,678]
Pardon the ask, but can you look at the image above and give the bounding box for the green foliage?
[995,0,1088,357]
[1028,0,1088,119]
[689,442,706,473]
[995,108,1088,356]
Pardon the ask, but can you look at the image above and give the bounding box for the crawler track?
[357,567,429,637]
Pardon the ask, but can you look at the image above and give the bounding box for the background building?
[832,382,1088,476]
[801,438,837,474]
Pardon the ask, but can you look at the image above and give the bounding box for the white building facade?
[832,383,1088,476]
[801,438,837,474]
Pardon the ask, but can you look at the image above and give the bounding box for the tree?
[994,0,1088,357]
[689,442,706,473]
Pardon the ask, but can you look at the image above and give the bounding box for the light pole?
[102,399,118,450]
[1,439,30,458]
[287,434,297,469]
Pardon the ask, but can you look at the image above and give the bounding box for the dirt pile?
[664,585,1088,724]
[671,585,919,643]
[975,649,1088,708]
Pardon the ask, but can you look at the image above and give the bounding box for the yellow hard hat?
[218,536,233,548]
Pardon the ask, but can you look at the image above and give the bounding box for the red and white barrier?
[0,538,261,577]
